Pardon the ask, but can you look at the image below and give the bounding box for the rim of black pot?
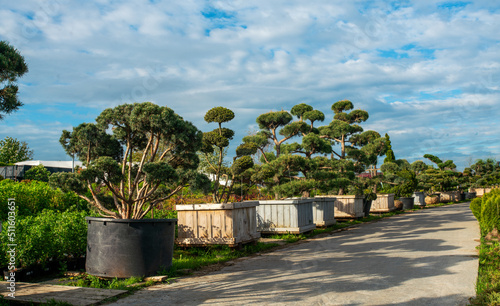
[85,217,177,223]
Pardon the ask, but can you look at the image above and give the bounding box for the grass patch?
[64,274,152,290]
[470,240,500,305]
[168,242,279,276]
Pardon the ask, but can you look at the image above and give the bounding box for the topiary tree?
[254,110,308,158]
[200,106,254,203]
[50,102,209,219]
[318,100,380,195]
[421,154,459,192]
[0,41,28,120]
[24,164,51,182]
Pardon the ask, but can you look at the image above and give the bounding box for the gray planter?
[312,197,336,227]
[413,192,426,207]
[257,198,315,234]
[332,195,365,219]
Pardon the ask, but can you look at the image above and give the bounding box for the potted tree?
[396,170,418,210]
[50,102,208,278]
[175,106,259,247]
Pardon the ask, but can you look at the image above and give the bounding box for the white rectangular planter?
[312,197,336,227]
[413,192,426,207]
[370,194,395,212]
[176,201,260,247]
[257,198,315,234]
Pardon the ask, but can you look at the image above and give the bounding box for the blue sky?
[1,0,499,170]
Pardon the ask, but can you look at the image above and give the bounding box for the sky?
[0,0,499,171]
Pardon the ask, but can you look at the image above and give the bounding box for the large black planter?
[400,197,415,210]
[363,200,373,217]
[86,217,176,278]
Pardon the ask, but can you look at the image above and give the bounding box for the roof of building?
[14,160,83,169]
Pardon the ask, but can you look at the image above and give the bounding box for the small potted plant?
[396,170,418,210]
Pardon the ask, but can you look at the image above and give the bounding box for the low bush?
[0,210,88,269]
[470,189,500,236]
[0,180,88,220]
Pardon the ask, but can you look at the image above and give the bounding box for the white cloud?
[0,0,499,170]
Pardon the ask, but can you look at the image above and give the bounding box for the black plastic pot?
[86,217,176,278]
[363,200,372,217]
[400,197,415,210]
[466,192,476,200]
[460,192,466,201]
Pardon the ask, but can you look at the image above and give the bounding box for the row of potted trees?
[48,101,488,279]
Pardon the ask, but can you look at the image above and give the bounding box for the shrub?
[0,180,88,220]
[0,210,88,269]
[24,165,51,182]
[470,197,482,221]
[470,189,500,236]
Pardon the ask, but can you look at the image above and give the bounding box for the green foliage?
[470,197,482,221]
[0,41,28,120]
[204,106,235,124]
[471,242,500,306]
[0,180,88,220]
[60,123,123,165]
[469,189,500,236]
[0,136,33,164]
[24,164,51,182]
[55,102,205,219]
[424,154,456,170]
[383,134,395,163]
[256,111,293,131]
[0,210,88,268]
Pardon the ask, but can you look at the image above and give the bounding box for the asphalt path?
[110,203,479,305]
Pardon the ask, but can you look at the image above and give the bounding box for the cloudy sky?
[1,0,499,170]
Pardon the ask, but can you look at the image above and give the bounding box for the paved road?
[110,203,479,305]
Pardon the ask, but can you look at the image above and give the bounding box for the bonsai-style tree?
[0,41,28,120]
[318,100,381,195]
[254,109,308,158]
[420,154,459,192]
[318,100,369,160]
[466,158,500,188]
[200,106,254,203]
[50,102,209,219]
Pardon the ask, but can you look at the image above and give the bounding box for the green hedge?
[470,189,500,236]
[0,210,88,268]
[0,180,88,220]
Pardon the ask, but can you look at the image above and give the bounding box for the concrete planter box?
[413,192,426,207]
[440,191,459,202]
[470,188,493,197]
[257,198,315,234]
[370,193,395,213]
[312,197,336,227]
[321,195,365,219]
[176,201,260,247]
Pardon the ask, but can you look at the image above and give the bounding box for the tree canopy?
[51,102,209,219]
[0,136,33,164]
[0,41,28,120]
